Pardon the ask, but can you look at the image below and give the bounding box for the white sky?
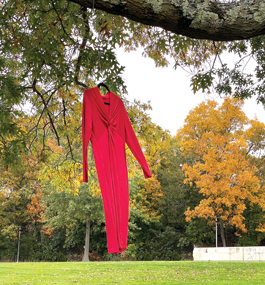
[116,48,265,136]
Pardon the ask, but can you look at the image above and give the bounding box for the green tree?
[42,182,105,261]
[157,138,187,227]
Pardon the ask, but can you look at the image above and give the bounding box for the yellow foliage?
[130,175,162,219]
[0,152,40,193]
[40,160,82,196]
[179,97,265,233]
[88,180,101,197]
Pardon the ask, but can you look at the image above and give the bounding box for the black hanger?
[97,82,110,93]
[97,82,110,105]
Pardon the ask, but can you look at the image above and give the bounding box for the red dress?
[82,87,152,253]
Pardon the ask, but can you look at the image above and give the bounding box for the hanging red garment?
[82,87,152,253]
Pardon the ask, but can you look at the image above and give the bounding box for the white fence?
[193,247,265,261]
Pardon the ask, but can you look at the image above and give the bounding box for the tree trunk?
[71,0,265,41]
[219,219,226,247]
[82,217,91,262]
[13,203,16,224]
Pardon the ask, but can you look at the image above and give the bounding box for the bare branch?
[62,99,74,160]
[28,89,56,134]
[32,79,60,146]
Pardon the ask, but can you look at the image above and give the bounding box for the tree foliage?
[1,0,265,260]
[177,97,265,243]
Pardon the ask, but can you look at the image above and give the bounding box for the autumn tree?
[177,97,265,247]
[2,0,265,258]
[1,0,124,260]
[37,133,105,261]
[37,99,168,260]
[125,100,170,217]
[1,0,265,171]
[0,150,43,260]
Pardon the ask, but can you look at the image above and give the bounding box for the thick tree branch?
[74,6,89,89]
[70,0,265,41]
[50,0,76,44]
[62,99,74,160]
[32,79,60,146]
[28,90,56,135]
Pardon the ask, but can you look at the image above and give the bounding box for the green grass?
[0,261,265,284]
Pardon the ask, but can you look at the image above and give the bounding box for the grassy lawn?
[0,261,265,284]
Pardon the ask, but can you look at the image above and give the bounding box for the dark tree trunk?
[219,219,226,247]
[82,217,91,262]
[71,0,265,41]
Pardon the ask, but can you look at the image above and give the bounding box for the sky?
[116,48,265,136]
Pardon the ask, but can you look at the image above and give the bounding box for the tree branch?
[32,79,60,146]
[62,99,74,160]
[50,0,76,44]
[74,5,90,89]
[70,0,265,41]
[28,90,56,134]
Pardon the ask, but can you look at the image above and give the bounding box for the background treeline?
[1,97,265,262]
[1,1,265,262]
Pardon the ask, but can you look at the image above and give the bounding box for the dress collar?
[95,87,112,118]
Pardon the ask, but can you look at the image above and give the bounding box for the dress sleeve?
[124,105,152,179]
[82,90,92,182]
